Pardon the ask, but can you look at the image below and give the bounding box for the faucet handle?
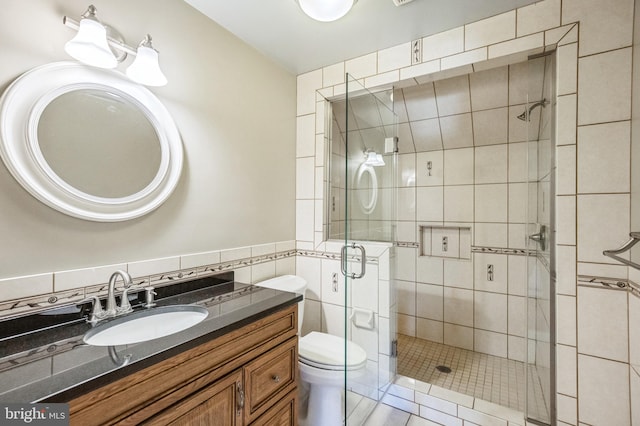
[82,296,103,323]
[117,287,134,314]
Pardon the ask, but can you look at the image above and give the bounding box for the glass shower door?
[525,52,556,425]
[341,73,397,424]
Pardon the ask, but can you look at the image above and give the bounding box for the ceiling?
[184,0,539,75]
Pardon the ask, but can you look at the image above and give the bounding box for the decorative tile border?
[396,241,420,249]
[0,290,85,321]
[197,250,297,277]
[0,249,297,320]
[578,275,640,299]
[296,248,379,264]
[471,246,533,256]
[395,242,535,257]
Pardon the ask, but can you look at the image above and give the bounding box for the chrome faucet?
[86,270,134,324]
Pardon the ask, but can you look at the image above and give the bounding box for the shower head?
[516,99,548,121]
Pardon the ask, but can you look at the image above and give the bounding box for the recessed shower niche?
[419,225,472,259]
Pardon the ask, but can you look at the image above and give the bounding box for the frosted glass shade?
[64,19,117,69]
[298,0,355,22]
[126,46,167,87]
[364,151,385,167]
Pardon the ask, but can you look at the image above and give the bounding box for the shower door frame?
[525,50,557,426]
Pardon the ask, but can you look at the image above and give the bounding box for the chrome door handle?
[340,243,366,279]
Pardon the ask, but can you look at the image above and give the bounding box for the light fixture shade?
[298,0,355,22]
[126,45,167,87]
[364,151,385,167]
[64,18,117,69]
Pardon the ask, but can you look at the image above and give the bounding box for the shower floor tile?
[397,334,548,420]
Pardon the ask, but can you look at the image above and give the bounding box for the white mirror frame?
[0,62,183,222]
[354,163,378,215]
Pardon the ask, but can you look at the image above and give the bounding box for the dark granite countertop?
[0,272,301,403]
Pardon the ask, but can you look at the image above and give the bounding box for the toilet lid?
[254,275,307,294]
[299,332,367,371]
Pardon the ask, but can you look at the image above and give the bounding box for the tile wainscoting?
[0,241,297,320]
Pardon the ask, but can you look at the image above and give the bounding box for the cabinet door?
[144,370,243,426]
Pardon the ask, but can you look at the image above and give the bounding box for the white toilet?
[253,275,368,426]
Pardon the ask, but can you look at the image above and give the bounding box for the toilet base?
[299,360,367,426]
[306,383,343,426]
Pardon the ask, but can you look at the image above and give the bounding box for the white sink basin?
[83,305,208,346]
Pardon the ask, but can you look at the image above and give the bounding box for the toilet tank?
[253,275,307,334]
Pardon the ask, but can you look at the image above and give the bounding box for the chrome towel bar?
[603,232,640,270]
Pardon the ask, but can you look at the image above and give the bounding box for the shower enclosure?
[324,52,555,425]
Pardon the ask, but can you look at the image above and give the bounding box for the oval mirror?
[0,62,182,221]
[38,89,162,199]
[354,163,378,215]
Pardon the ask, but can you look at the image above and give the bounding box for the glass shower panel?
[525,52,556,425]
[327,77,397,243]
[340,74,398,424]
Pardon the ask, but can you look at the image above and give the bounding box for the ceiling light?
[126,35,167,87]
[297,0,357,22]
[64,5,117,69]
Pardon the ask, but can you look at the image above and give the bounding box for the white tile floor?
[351,400,540,426]
[341,380,530,425]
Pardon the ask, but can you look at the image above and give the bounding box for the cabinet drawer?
[244,336,297,423]
[250,390,297,426]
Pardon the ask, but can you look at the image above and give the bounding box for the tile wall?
[390,62,547,362]
[296,0,638,423]
[295,241,396,400]
[0,241,297,319]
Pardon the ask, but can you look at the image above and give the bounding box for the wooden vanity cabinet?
[68,304,298,426]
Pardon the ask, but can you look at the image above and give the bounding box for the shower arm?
[517,99,548,121]
[603,232,640,270]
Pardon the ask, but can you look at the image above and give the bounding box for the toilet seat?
[299,331,368,371]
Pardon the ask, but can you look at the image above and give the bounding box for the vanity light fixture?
[63,5,118,69]
[63,5,168,86]
[297,0,357,22]
[126,35,167,87]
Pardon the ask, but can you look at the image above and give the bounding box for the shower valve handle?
[528,225,546,251]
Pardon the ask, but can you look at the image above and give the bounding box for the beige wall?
[0,0,296,278]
